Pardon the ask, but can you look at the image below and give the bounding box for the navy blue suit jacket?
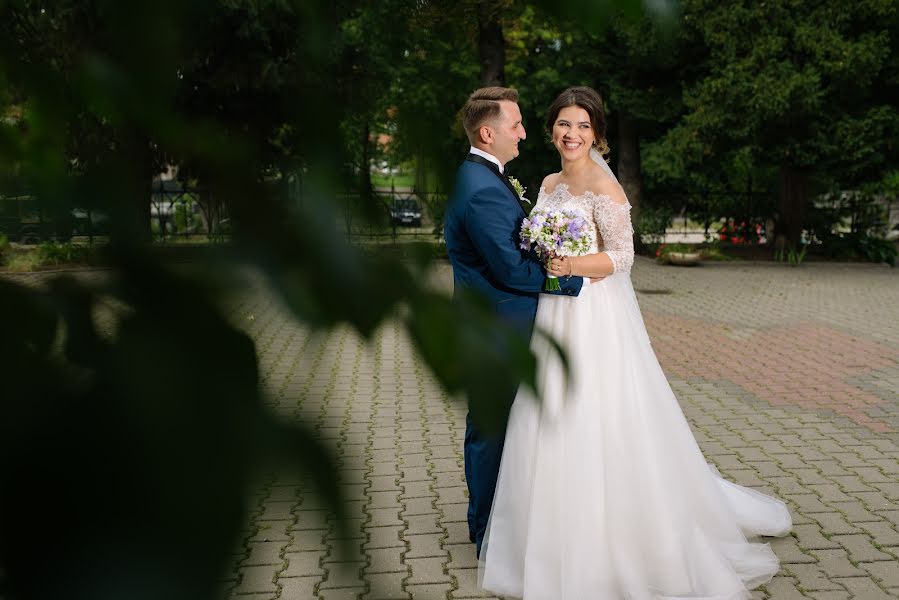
[444,155,584,340]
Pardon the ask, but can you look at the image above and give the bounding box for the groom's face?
[489,100,527,166]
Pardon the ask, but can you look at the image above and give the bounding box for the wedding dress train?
[478,183,792,600]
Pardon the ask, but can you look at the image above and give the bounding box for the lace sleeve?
[534,186,547,208]
[594,198,634,275]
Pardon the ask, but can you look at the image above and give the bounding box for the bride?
[478,87,792,600]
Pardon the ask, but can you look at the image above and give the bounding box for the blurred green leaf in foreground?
[0,0,635,597]
[0,0,544,600]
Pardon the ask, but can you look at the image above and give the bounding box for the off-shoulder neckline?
[539,182,630,207]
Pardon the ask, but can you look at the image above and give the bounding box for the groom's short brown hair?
[461,87,519,144]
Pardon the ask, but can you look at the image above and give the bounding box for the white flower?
[519,207,594,261]
[508,176,530,204]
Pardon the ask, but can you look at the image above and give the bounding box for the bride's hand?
[548,256,570,277]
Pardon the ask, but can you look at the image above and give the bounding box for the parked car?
[389,198,422,227]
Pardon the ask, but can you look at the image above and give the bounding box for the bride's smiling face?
[552,105,595,161]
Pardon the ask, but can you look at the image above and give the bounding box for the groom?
[443,87,585,556]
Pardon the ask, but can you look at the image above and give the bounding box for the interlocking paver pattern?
[214,257,899,599]
[9,256,897,598]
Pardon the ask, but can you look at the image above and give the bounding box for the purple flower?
[519,206,594,260]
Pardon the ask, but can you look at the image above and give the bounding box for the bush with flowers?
[717,219,765,245]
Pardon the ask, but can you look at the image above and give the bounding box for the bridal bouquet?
[519,207,595,291]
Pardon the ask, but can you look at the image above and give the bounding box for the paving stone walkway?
[222,257,899,600]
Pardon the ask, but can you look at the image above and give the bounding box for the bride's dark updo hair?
[545,86,610,159]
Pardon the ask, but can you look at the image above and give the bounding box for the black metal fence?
[341,187,447,244]
[0,181,231,244]
[150,180,228,242]
[343,186,779,246]
[0,192,83,244]
[4,180,892,248]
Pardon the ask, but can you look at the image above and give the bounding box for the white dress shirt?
[469,146,504,174]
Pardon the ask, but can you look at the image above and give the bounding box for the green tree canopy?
[658,0,899,247]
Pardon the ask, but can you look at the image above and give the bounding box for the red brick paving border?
[646,314,899,433]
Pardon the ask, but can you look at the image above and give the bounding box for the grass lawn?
[371,173,415,188]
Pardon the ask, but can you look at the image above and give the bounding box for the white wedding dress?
[478,180,792,600]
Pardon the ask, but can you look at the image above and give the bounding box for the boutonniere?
[508,176,530,204]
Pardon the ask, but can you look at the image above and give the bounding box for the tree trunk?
[415,145,429,193]
[114,131,153,244]
[360,121,372,203]
[197,187,214,239]
[477,1,505,86]
[616,112,642,223]
[776,164,807,250]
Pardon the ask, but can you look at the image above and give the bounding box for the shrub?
[823,234,897,266]
[5,251,41,272]
[717,219,765,245]
[655,242,693,265]
[635,206,674,247]
[775,245,808,267]
[0,233,9,265]
[36,242,89,266]
[699,244,734,261]
[854,236,897,266]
